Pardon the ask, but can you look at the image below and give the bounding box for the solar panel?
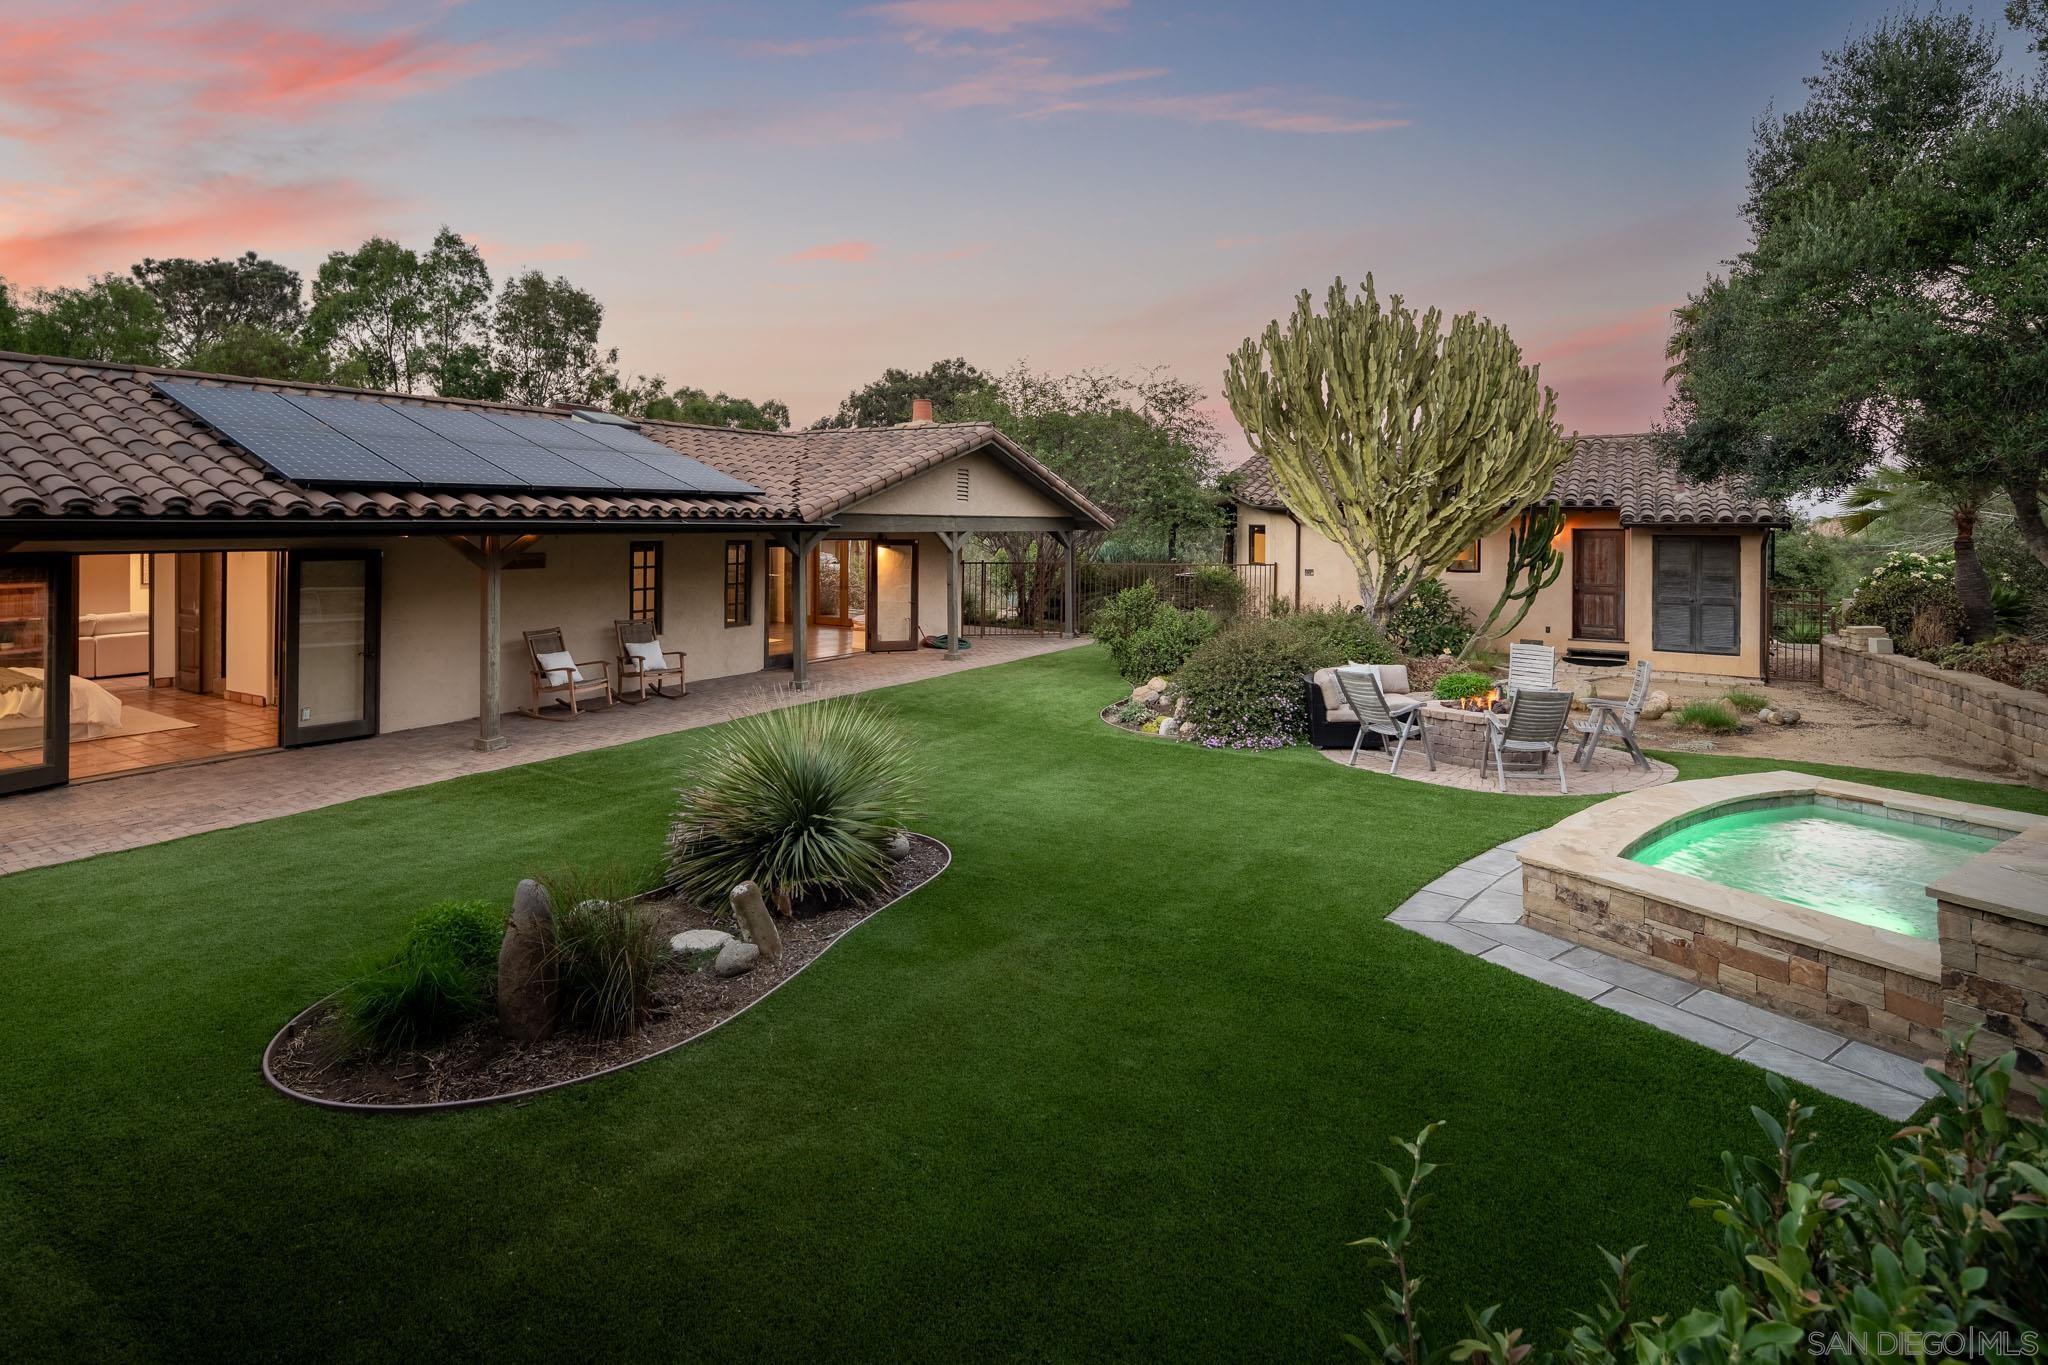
[154,379,762,497]
[280,396,534,489]
[155,381,413,485]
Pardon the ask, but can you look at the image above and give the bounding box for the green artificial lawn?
[3,647,2044,1361]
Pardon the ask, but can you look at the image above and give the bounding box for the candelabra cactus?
[1223,275,1572,623]
[1458,502,1565,659]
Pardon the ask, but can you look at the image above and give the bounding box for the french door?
[867,539,919,651]
[281,550,380,746]
[0,557,73,795]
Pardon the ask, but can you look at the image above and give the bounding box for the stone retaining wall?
[1522,864,1945,1056]
[1938,898,2048,1088]
[1822,634,2048,788]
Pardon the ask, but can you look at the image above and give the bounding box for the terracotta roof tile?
[1230,434,1787,527]
[0,354,1111,531]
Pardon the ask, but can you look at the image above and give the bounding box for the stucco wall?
[1237,500,1765,677]
[845,451,1071,519]
[223,551,276,703]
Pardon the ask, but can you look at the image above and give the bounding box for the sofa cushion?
[80,610,148,638]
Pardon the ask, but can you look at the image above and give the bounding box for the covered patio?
[0,634,1088,876]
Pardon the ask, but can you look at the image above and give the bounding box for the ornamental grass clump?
[668,701,921,914]
[1673,700,1741,733]
[543,868,663,1039]
[339,900,504,1055]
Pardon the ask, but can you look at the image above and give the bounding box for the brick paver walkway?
[0,635,1089,876]
[1391,837,1940,1119]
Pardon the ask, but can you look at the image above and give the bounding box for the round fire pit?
[1417,701,1542,771]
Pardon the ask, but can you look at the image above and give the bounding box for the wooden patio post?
[936,530,965,660]
[1059,530,1077,638]
[445,534,539,751]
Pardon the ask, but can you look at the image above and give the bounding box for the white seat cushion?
[534,650,583,686]
[624,640,668,671]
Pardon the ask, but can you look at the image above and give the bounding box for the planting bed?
[265,835,949,1112]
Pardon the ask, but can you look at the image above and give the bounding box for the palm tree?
[1839,464,1995,638]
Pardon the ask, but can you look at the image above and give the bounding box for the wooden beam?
[1058,530,1077,638]
[936,530,967,660]
[447,534,540,751]
[777,530,826,690]
[830,514,1085,534]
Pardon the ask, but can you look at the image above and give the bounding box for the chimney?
[908,396,935,425]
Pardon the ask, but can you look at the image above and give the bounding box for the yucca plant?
[339,900,504,1055]
[542,868,663,1039]
[667,701,922,915]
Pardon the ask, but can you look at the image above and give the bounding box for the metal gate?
[1764,589,1827,683]
[960,560,1280,636]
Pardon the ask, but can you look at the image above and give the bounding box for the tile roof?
[1229,433,1788,527]
[0,353,1110,530]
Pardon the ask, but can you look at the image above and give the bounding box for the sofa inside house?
[77,611,149,679]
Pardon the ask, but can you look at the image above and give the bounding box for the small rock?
[1159,717,1179,736]
[1173,696,1188,720]
[1774,706,1800,726]
[670,928,733,954]
[886,831,913,859]
[1129,683,1149,701]
[1178,723,1199,741]
[1147,676,1169,691]
[1757,707,1776,725]
[1638,690,1671,721]
[713,941,761,978]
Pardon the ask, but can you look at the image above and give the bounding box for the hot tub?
[1515,772,2045,1060]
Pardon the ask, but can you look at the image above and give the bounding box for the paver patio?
[0,635,1087,875]
[1390,837,1943,1120]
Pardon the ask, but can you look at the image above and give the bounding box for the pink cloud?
[861,0,1128,33]
[674,101,908,146]
[1213,233,1262,249]
[0,176,391,286]
[184,24,531,118]
[673,232,730,258]
[786,240,878,264]
[1532,305,1677,366]
[925,56,1166,109]
[1096,90,1409,134]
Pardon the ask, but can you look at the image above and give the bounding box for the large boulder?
[730,881,784,964]
[1637,690,1671,721]
[498,879,558,1045]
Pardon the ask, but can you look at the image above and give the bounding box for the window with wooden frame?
[724,540,752,627]
[1447,540,1481,572]
[628,541,662,630]
[1247,524,1268,565]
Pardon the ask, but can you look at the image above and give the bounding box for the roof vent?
[955,465,971,502]
[564,407,642,429]
[907,396,935,425]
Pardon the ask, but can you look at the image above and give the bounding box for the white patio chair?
[1494,643,1557,705]
[1334,667,1435,775]
[1572,659,1652,771]
[1482,688,1573,793]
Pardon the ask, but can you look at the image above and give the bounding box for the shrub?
[1907,603,1960,655]
[1843,550,1965,650]
[1173,609,1398,749]
[1109,699,1153,726]
[544,868,663,1039]
[1349,1038,2046,1362]
[668,701,922,914]
[1122,604,1218,684]
[1087,582,1160,657]
[339,900,503,1055]
[1385,578,1473,657]
[1431,672,1493,704]
[1928,636,2048,693]
[1186,564,1247,616]
[1721,688,1768,713]
[1673,700,1740,732]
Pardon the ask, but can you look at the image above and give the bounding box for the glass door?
[0,557,73,794]
[867,539,918,652]
[809,539,854,627]
[765,545,794,667]
[282,550,379,746]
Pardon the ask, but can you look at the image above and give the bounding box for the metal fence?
[1764,589,1828,684]
[961,560,1280,636]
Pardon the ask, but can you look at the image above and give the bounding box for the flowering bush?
[1843,551,1965,651]
[1174,610,1397,748]
[1089,582,1218,684]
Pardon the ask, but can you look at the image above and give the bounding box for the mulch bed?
[266,835,949,1111]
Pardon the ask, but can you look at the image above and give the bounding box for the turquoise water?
[1628,802,1996,939]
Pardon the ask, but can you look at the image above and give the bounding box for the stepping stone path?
[1388,836,1943,1121]
[670,928,734,954]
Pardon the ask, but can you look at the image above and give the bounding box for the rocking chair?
[615,619,687,702]
[522,627,614,720]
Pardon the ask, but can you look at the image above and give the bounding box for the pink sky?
[1,0,1915,459]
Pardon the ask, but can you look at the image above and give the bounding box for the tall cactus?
[1223,276,1572,622]
[1458,502,1565,659]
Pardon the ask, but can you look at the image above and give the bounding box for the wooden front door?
[1572,530,1625,641]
